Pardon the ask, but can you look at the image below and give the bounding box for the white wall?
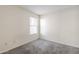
[40,6,79,48]
[0,6,39,53]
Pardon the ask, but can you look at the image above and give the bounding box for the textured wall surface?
[40,6,79,48]
[0,6,39,53]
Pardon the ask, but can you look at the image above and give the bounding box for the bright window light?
[40,18,46,35]
[30,17,38,34]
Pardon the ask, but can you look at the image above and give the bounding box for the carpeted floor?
[3,39,79,54]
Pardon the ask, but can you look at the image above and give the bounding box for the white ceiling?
[21,5,77,15]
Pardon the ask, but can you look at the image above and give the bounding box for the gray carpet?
[3,39,79,54]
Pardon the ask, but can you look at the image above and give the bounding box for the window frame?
[29,17,38,35]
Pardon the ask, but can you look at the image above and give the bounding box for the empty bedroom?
[0,5,79,54]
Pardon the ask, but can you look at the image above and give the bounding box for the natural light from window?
[40,18,46,35]
[30,17,38,34]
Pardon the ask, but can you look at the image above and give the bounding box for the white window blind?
[30,17,38,34]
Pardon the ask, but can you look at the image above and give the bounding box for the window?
[30,17,38,34]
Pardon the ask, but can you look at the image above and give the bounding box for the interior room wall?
[0,6,39,53]
[40,6,79,48]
